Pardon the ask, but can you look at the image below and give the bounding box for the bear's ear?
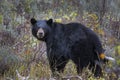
[31,18,37,25]
[47,19,53,25]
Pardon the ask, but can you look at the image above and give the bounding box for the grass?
[0,46,119,80]
[0,59,119,80]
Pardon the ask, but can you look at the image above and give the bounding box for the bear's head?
[31,18,53,41]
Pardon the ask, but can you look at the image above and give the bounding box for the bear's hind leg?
[94,64,102,77]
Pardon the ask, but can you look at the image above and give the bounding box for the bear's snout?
[37,28,45,38]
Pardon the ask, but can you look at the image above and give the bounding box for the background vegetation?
[0,0,120,80]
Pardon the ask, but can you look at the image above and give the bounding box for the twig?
[16,70,30,80]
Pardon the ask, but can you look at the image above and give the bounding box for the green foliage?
[0,14,3,24]
[0,47,20,75]
[115,45,120,66]
[24,0,33,13]
[116,59,120,65]
[115,45,120,55]
[0,47,19,64]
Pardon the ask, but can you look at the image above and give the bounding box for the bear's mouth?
[37,28,45,38]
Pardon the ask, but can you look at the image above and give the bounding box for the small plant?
[0,47,20,76]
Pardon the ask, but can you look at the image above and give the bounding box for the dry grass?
[0,58,119,80]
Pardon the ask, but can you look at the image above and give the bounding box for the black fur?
[31,18,104,77]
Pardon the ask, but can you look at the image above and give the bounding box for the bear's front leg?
[48,56,69,77]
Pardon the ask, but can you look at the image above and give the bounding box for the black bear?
[31,18,106,77]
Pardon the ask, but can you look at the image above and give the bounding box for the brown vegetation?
[0,0,120,80]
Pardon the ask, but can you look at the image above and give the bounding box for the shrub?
[0,47,20,75]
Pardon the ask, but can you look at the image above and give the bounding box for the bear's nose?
[39,33,43,37]
[37,28,45,38]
